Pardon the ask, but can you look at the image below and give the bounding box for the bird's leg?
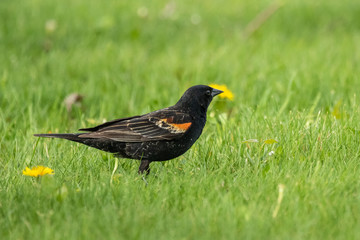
[138,160,151,175]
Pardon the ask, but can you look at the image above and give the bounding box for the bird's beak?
[211,88,223,97]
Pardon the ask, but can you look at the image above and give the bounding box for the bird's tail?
[34,133,83,143]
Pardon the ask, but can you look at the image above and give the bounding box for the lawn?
[1,0,360,239]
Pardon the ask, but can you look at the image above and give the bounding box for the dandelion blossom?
[23,166,54,177]
[209,84,234,101]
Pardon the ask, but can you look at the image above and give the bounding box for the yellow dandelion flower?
[209,84,234,101]
[22,166,54,177]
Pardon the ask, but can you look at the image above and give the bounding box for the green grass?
[1,0,360,239]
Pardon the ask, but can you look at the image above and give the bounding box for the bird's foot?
[138,160,151,175]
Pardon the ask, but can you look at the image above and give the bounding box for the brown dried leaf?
[64,93,84,112]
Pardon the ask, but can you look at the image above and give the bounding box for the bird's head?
[175,85,223,114]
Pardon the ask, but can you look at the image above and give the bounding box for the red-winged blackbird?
[35,85,223,174]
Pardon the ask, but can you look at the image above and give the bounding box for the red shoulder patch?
[158,118,192,133]
[169,122,192,131]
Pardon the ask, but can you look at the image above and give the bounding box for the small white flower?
[269,151,275,156]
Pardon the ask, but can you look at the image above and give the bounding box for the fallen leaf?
[64,93,84,112]
[264,139,278,144]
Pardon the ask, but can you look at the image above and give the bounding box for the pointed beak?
[211,88,223,97]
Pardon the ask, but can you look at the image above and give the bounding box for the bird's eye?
[206,90,211,96]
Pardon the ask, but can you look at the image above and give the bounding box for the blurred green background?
[2,0,359,118]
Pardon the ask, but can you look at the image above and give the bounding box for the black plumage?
[34,85,223,174]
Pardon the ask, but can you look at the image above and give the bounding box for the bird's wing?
[78,110,193,142]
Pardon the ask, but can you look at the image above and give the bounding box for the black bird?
[34,85,223,174]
